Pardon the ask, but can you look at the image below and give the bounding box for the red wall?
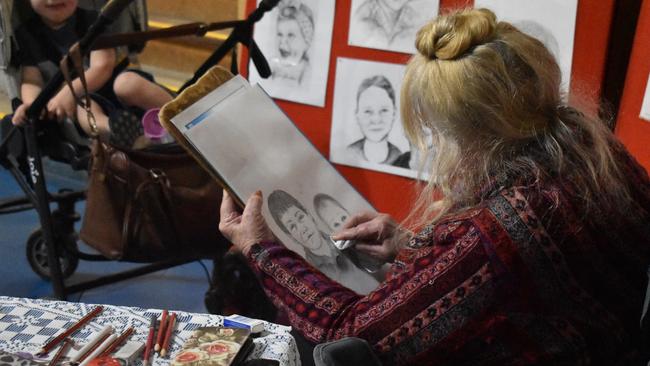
[615,0,650,171]
[242,0,616,220]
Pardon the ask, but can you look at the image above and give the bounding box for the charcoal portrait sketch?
[313,193,350,232]
[473,0,577,91]
[346,75,402,165]
[331,58,425,178]
[348,0,439,54]
[249,0,335,107]
[268,190,379,293]
[171,75,381,294]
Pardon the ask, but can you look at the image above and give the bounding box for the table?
[0,296,300,365]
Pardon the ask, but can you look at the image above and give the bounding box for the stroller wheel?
[26,229,79,280]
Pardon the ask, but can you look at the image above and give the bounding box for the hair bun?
[416,8,497,60]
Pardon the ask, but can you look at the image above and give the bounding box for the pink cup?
[142,108,165,139]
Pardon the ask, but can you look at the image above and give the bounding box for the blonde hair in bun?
[401,8,631,231]
[416,8,497,60]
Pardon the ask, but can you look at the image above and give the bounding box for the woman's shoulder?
[408,181,564,249]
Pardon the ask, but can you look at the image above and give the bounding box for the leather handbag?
[79,140,229,262]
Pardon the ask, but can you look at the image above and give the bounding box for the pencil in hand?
[154,310,168,353]
[143,314,157,366]
[159,313,176,357]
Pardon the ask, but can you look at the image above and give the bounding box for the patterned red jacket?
[245,151,650,365]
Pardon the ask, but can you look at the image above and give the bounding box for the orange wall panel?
[615,0,650,171]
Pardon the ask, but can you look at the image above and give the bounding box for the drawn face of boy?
[356,86,395,143]
[317,201,349,232]
[280,206,322,251]
[276,18,308,65]
[379,0,410,12]
[30,0,78,29]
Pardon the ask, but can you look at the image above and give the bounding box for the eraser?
[223,314,265,333]
[332,239,355,250]
[112,341,144,363]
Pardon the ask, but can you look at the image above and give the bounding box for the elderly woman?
[271,0,314,84]
[220,8,650,365]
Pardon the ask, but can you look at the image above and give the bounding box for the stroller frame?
[0,0,278,300]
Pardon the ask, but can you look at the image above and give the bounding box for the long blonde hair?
[401,8,631,228]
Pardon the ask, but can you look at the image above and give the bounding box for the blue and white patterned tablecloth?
[0,296,300,366]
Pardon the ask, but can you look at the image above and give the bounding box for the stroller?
[0,0,222,301]
[0,0,281,320]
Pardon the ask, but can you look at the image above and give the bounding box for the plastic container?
[142,108,174,144]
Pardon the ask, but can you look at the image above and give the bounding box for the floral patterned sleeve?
[245,215,502,365]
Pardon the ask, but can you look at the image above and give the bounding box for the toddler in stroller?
[8,0,173,148]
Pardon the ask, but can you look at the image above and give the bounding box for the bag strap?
[60,42,99,137]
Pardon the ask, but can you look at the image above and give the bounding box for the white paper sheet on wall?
[347,0,440,54]
[248,0,335,107]
[473,0,578,92]
[640,74,650,122]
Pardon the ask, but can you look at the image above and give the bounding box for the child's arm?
[12,66,44,125]
[47,48,117,121]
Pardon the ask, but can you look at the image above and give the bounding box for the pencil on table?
[143,314,157,366]
[39,306,103,355]
[154,310,168,353]
[47,338,73,366]
[159,313,176,357]
[99,327,134,357]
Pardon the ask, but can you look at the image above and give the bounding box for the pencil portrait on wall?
[347,0,439,54]
[474,0,578,91]
[331,57,427,179]
[249,0,335,107]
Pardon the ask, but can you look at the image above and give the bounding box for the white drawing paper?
[347,0,440,54]
[474,0,578,91]
[170,75,381,294]
[330,57,426,179]
[641,74,650,122]
[249,0,335,107]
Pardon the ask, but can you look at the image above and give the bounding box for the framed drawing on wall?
[348,0,439,54]
[248,0,335,107]
[330,57,431,179]
[474,0,578,91]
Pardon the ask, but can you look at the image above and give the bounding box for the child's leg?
[113,71,173,110]
[76,101,110,140]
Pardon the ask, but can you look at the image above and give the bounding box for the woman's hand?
[332,212,407,264]
[219,189,276,256]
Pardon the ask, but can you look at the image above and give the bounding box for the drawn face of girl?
[317,202,349,232]
[280,206,322,250]
[276,18,308,65]
[378,0,410,12]
[356,86,396,143]
[30,0,78,29]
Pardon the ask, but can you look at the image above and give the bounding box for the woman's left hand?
[219,189,277,255]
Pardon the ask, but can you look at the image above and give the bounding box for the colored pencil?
[47,338,73,366]
[159,313,176,357]
[143,314,157,366]
[154,310,168,352]
[39,306,103,355]
[99,327,134,357]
